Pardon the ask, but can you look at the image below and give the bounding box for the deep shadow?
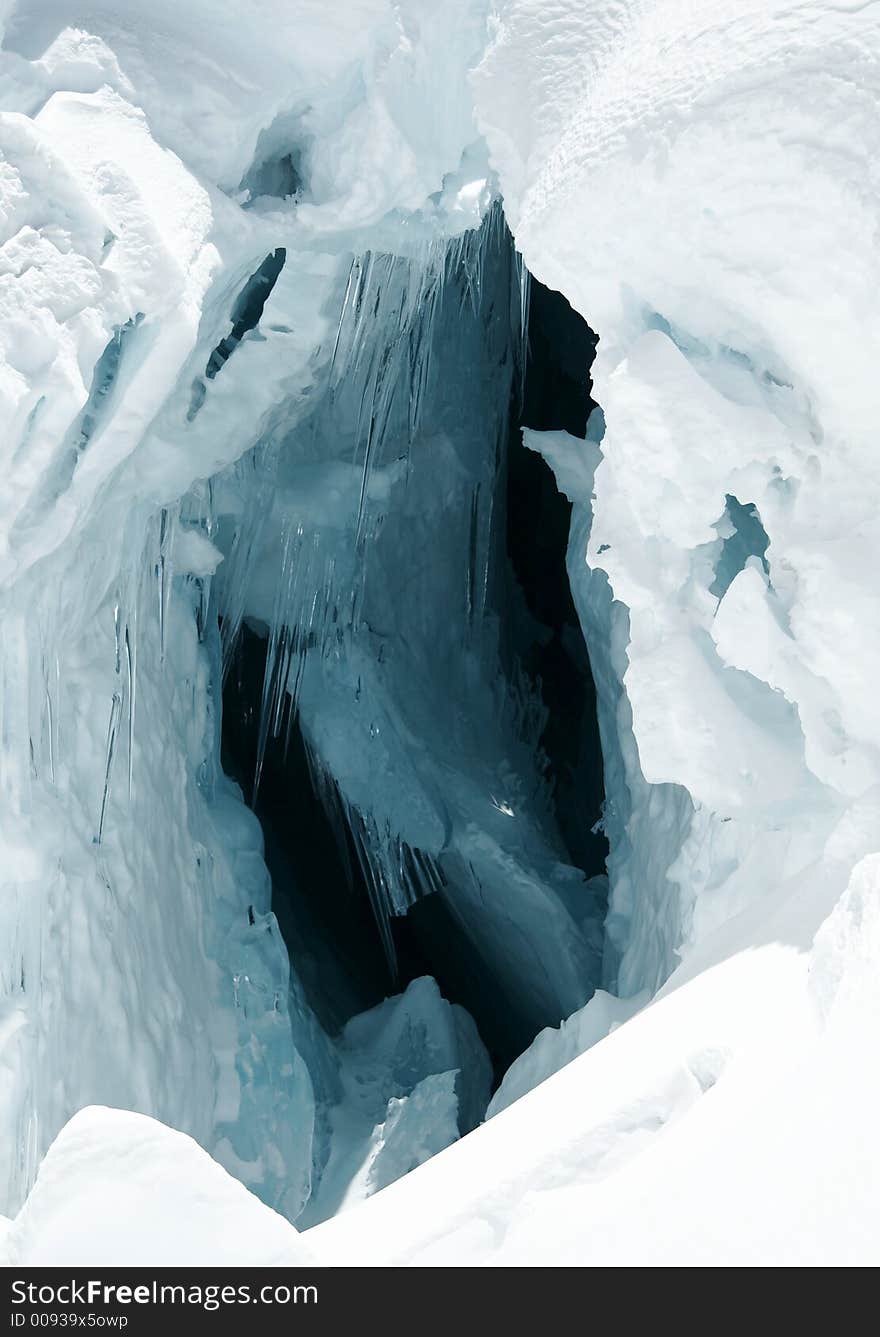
[218,264,607,1084]
[507,280,607,876]
[222,625,523,1074]
[395,891,549,1082]
[222,623,392,1033]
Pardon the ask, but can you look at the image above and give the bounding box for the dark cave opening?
[507,279,607,879]
[222,624,531,1071]
[219,264,606,1083]
[222,622,391,1035]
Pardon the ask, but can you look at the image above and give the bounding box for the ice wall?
[210,205,603,1072]
[0,0,499,1218]
[474,0,880,994]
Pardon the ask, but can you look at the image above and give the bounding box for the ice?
[709,495,770,602]
[0,0,502,1231]
[309,853,880,1265]
[300,976,491,1225]
[481,1,880,993]
[190,249,286,418]
[203,200,603,1040]
[359,1072,459,1196]
[8,844,880,1266]
[3,0,880,1269]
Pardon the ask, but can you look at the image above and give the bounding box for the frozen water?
[0,0,502,1226]
[207,201,603,1053]
[300,976,491,1225]
[2,0,880,1268]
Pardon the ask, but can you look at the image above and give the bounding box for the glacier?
[2,0,880,1268]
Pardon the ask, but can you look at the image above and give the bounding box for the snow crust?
[476,0,880,994]
[2,0,880,1267]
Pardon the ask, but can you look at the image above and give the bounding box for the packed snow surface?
[1,1107,314,1266]
[2,0,880,1266]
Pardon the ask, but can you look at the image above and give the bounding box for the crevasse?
[3,0,880,1267]
[0,11,613,1225]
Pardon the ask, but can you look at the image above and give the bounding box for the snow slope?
[1,1107,313,1266]
[7,850,879,1266]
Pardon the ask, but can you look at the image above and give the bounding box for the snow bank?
[3,1106,311,1266]
[5,1,490,231]
[476,0,880,990]
[8,846,880,1266]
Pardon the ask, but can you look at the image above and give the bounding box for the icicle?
[215,200,523,951]
[219,444,279,678]
[52,653,61,777]
[515,251,531,405]
[466,484,480,626]
[479,474,496,632]
[329,257,360,380]
[301,736,449,977]
[124,620,136,800]
[95,690,122,845]
[156,509,169,665]
[195,575,212,643]
[113,601,122,675]
[325,208,518,563]
[354,413,378,549]
[44,686,54,785]
[205,477,216,540]
[253,519,301,801]
[39,643,58,787]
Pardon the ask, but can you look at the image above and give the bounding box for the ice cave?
[1,0,880,1272]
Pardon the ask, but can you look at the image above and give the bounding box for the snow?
[476,0,880,993]
[309,853,880,1265]
[2,1106,313,1266]
[10,851,873,1267]
[4,2,491,232]
[2,0,880,1269]
[5,844,880,1265]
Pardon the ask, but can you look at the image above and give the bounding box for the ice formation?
[2,0,880,1266]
